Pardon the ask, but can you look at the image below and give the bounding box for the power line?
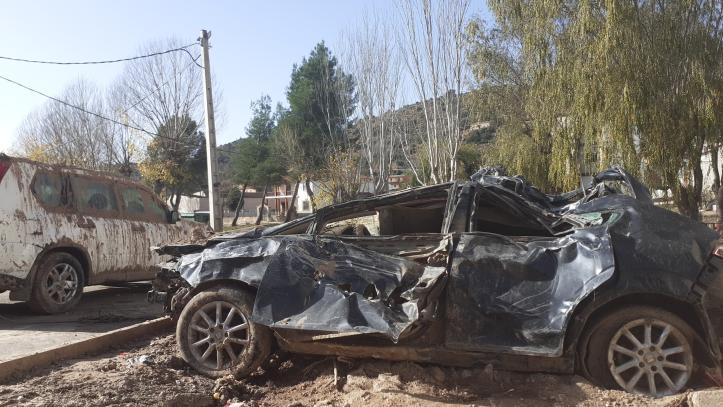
[0,72,157,137]
[0,71,236,154]
[0,43,203,68]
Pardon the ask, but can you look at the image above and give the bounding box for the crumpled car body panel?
[174,235,449,342]
[445,226,614,356]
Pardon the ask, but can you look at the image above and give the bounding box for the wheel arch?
[171,278,258,317]
[36,245,91,286]
[11,243,92,301]
[189,279,258,297]
[565,292,717,371]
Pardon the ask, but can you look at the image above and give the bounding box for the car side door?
[69,174,128,283]
[443,186,615,357]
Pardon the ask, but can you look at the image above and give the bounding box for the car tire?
[176,286,272,378]
[28,252,84,314]
[581,305,695,397]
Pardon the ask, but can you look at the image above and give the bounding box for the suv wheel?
[581,306,695,397]
[176,287,271,378]
[29,252,84,314]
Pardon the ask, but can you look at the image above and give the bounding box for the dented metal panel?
[170,235,450,341]
[444,227,614,356]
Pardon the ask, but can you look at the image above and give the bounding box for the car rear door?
[69,174,129,283]
[116,184,166,280]
[443,227,614,357]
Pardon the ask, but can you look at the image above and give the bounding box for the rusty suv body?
[0,154,210,313]
[151,167,723,397]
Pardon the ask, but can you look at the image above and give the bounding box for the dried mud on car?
[0,334,696,407]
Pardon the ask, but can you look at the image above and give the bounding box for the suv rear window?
[71,176,119,215]
[32,172,65,208]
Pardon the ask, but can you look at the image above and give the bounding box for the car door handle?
[131,224,146,233]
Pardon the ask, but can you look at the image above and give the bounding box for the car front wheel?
[581,305,695,397]
[176,286,271,378]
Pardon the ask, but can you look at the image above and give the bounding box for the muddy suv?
[0,154,210,313]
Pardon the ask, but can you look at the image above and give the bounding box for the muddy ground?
[0,333,710,407]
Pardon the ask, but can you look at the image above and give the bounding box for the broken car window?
[32,172,64,208]
[320,212,380,236]
[71,176,119,214]
[471,191,551,236]
[378,203,446,234]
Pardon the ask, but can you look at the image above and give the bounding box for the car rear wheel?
[29,252,84,314]
[581,306,695,397]
[176,287,271,378]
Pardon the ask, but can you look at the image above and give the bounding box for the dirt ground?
[0,333,710,407]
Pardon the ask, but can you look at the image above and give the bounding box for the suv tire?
[29,252,84,314]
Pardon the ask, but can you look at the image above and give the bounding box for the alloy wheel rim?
[607,318,693,397]
[45,263,79,304]
[188,300,249,371]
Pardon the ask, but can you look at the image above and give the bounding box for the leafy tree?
[226,183,242,212]
[246,95,275,142]
[139,115,206,210]
[472,1,723,219]
[457,143,484,179]
[231,96,287,225]
[278,42,356,205]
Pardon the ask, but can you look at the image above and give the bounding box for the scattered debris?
[125,354,154,367]
[0,334,718,406]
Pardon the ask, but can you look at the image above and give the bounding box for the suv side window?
[32,172,66,208]
[71,176,119,215]
[119,185,167,223]
[120,187,145,215]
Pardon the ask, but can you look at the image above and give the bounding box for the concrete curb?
[0,316,173,384]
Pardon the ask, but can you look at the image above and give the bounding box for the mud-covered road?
[2,333,720,406]
[0,283,162,363]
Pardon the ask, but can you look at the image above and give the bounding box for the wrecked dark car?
[150,167,723,397]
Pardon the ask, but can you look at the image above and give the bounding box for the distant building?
[295,181,317,215]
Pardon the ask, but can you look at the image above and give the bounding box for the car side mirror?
[168,210,180,224]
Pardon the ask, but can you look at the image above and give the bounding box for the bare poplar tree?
[119,38,204,142]
[397,0,471,184]
[341,10,403,194]
[105,82,144,176]
[16,79,117,171]
[118,38,215,202]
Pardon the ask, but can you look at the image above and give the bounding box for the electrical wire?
[0,43,203,68]
[0,72,157,137]
[0,71,235,154]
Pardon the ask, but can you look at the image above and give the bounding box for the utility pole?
[200,29,223,232]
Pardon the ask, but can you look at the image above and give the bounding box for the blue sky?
[0,0,491,153]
